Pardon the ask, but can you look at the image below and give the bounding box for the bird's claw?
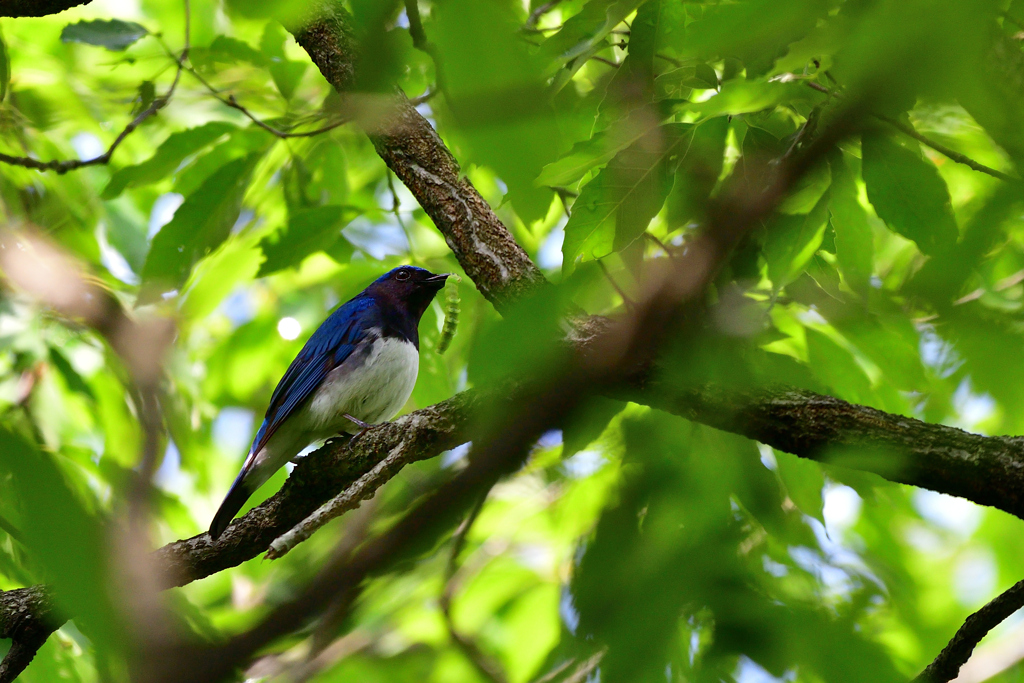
[343,414,372,446]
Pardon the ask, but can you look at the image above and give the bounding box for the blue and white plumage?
[208,266,450,540]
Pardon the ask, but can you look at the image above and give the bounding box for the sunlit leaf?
[140,153,262,301]
[828,151,873,292]
[103,121,238,199]
[563,123,694,272]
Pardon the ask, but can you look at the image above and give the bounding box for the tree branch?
[914,579,1024,683]
[877,114,1020,183]
[0,586,60,683]
[287,2,548,312]
[154,390,478,588]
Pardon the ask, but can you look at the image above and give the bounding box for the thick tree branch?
[288,2,548,312]
[914,579,1024,683]
[0,586,59,683]
[154,391,477,588]
[634,382,1024,519]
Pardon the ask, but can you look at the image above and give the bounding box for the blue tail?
[209,469,253,540]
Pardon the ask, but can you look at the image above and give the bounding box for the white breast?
[306,334,420,435]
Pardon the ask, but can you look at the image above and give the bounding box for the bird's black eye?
[396,269,411,281]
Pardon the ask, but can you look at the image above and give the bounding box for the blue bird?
[209,266,450,540]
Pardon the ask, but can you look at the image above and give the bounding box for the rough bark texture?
[0,586,59,683]
[0,0,87,17]
[289,2,548,313]
[637,383,1024,518]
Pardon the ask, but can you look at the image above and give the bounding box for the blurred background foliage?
[3,0,1024,681]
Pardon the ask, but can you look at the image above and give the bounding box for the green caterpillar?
[436,274,461,354]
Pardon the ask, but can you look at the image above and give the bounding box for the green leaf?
[139,153,262,302]
[763,190,830,287]
[60,19,148,51]
[861,129,958,255]
[666,115,728,227]
[0,426,117,649]
[689,79,818,117]
[539,0,644,68]
[190,35,268,71]
[536,116,663,188]
[563,123,694,273]
[257,205,356,277]
[828,152,873,292]
[654,62,719,100]
[173,127,271,196]
[774,449,825,525]
[102,121,237,199]
[433,0,563,224]
[261,22,307,100]
[805,327,873,406]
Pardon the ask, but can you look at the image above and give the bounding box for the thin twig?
[0,513,24,545]
[0,22,188,173]
[644,232,678,259]
[265,429,419,559]
[404,0,446,91]
[876,114,1020,183]
[801,81,1018,183]
[409,87,438,106]
[914,579,1024,683]
[525,0,564,29]
[589,56,620,69]
[168,50,349,139]
[596,259,636,309]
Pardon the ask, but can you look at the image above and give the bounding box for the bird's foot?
[343,414,373,445]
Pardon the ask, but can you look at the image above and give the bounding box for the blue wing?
[248,296,378,457]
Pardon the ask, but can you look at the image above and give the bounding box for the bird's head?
[368,266,450,320]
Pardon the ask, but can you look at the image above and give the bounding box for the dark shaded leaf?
[49,347,95,401]
[60,19,148,51]
[562,397,624,459]
[861,129,958,255]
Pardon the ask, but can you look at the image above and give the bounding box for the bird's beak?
[424,273,452,284]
